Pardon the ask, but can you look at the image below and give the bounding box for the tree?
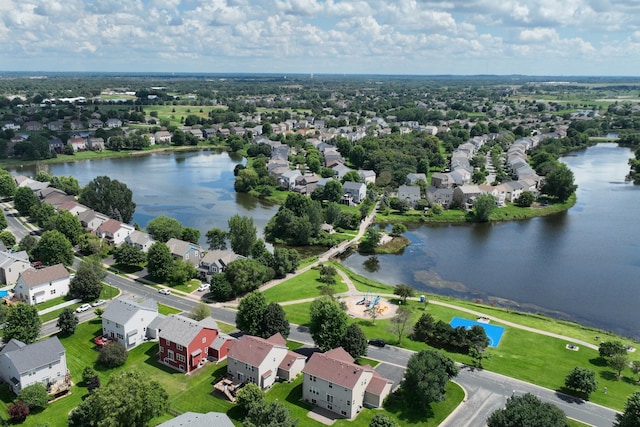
[369,413,399,427]
[18,383,48,410]
[390,305,412,345]
[228,214,257,256]
[146,216,183,242]
[98,342,128,368]
[400,350,458,409]
[394,284,414,304]
[367,304,383,325]
[323,179,343,203]
[272,247,300,279]
[224,258,269,296]
[631,360,640,382]
[342,170,362,183]
[615,391,640,427]
[0,230,14,247]
[236,292,268,336]
[147,242,174,281]
[45,210,85,245]
[599,340,626,358]
[0,170,17,198]
[57,307,79,335]
[609,353,629,379]
[340,323,367,358]
[168,258,196,286]
[236,382,265,413]
[14,186,40,216]
[261,302,290,339]
[515,191,535,207]
[309,296,349,351]
[82,366,98,384]
[359,227,381,253]
[3,303,41,344]
[79,176,136,223]
[69,257,105,301]
[542,163,577,202]
[191,302,211,321]
[473,193,496,222]
[18,234,38,256]
[244,400,298,427]
[8,401,29,423]
[113,243,146,267]
[487,393,569,427]
[181,227,200,244]
[210,274,234,301]
[68,370,168,427]
[78,233,104,256]
[33,230,74,266]
[319,264,337,284]
[564,367,597,397]
[390,223,407,237]
[206,227,228,250]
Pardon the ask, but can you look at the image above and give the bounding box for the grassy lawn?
[262,268,348,303]
[39,284,120,323]
[170,278,202,294]
[158,303,182,315]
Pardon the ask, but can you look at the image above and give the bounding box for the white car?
[158,288,171,295]
[197,283,209,292]
[92,299,106,307]
[76,303,92,313]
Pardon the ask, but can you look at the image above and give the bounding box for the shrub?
[98,342,128,368]
[8,401,29,422]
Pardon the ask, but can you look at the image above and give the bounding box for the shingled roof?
[227,333,287,368]
[303,346,373,389]
[19,264,68,288]
[0,337,65,374]
[158,314,218,347]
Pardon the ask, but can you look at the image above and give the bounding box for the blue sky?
[1,0,640,76]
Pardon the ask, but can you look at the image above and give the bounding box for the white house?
[101,297,159,350]
[357,170,376,185]
[0,336,69,395]
[96,219,135,246]
[397,185,422,207]
[125,230,156,252]
[342,181,367,204]
[14,264,70,305]
[0,250,31,285]
[198,250,243,279]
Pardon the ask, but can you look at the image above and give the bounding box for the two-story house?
[342,181,367,205]
[0,336,70,395]
[198,250,243,280]
[14,264,70,305]
[158,315,219,373]
[302,347,392,419]
[96,219,135,246]
[397,185,422,207]
[166,238,202,266]
[0,250,31,285]
[226,333,305,389]
[124,230,156,252]
[102,297,159,349]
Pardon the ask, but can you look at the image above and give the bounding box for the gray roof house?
[199,250,243,278]
[343,181,367,204]
[125,230,156,253]
[157,412,234,427]
[0,336,69,394]
[397,185,422,207]
[406,173,427,185]
[332,163,353,179]
[358,169,376,185]
[166,238,202,266]
[102,297,159,349]
[0,250,31,285]
[430,172,454,189]
[426,186,454,209]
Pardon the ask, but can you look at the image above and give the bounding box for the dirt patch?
[343,295,398,320]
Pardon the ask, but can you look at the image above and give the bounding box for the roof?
[158,314,218,347]
[103,297,158,325]
[278,350,305,372]
[0,337,65,374]
[343,181,365,191]
[126,230,154,246]
[200,250,241,268]
[166,238,201,256]
[98,218,123,234]
[303,346,374,389]
[227,334,287,368]
[19,264,68,288]
[366,370,393,395]
[210,333,236,351]
[157,412,234,427]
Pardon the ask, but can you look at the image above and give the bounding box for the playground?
[344,292,398,320]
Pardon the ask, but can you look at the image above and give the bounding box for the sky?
[1,0,640,76]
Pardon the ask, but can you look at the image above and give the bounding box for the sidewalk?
[38,298,81,315]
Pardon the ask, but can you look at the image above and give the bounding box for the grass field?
[262,267,348,303]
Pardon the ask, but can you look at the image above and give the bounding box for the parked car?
[76,304,92,313]
[158,288,171,295]
[368,339,386,348]
[92,299,106,307]
[197,283,209,292]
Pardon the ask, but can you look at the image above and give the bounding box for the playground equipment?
[365,295,380,311]
[356,291,371,305]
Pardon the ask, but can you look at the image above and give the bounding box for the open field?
[262,267,348,303]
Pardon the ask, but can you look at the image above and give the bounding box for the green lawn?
[262,268,348,303]
[158,303,182,315]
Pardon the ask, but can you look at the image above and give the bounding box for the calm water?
[10,150,280,244]
[10,144,640,336]
[344,144,640,337]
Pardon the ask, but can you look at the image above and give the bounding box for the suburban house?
[342,181,367,205]
[68,136,86,152]
[397,185,422,207]
[208,333,236,362]
[302,347,393,419]
[357,170,376,185]
[166,238,202,265]
[226,333,305,389]
[96,219,135,246]
[57,201,89,217]
[154,130,173,144]
[87,137,105,151]
[105,118,123,128]
[430,172,454,189]
[426,186,454,209]
[198,250,243,279]
[14,264,70,305]
[406,173,427,185]
[453,185,484,209]
[0,336,70,395]
[158,315,219,373]
[157,412,234,427]
[0,250,31,285]
[78,209,109,232]
[279,170,302,190]
[124,230,156,252]
[101,297,159,350]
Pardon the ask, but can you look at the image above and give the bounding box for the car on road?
[368,339,386,347]
[76,303,92,313]
[92,299,106,307]
[197,283,209,292]
[158,288,171,295]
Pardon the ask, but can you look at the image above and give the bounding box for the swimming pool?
[450,317,505,348]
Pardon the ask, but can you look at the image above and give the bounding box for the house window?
[116,334,124,340]
[202,337,206,344]
[159,346,163,353]
[50,289,56,295]
[177,354,186,363]
[310,375,316,382]
[176,344,183,351]
[327,394,334,403]
[168,350,174,361]
[341,411,347,416]
[328,382,332,388]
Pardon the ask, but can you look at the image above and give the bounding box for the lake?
[344,143,640,338]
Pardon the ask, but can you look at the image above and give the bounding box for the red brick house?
[157,315,219,373]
